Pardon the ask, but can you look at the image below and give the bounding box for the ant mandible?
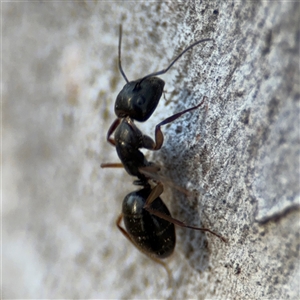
[101,25,226,276]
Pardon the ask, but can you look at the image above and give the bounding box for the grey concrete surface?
[3,1,299,299]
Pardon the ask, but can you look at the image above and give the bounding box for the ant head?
[116,24,212,122]
[115,77,165,122]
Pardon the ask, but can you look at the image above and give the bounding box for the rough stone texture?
[3,1,299,299]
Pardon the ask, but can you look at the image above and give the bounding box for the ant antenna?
[118,24,129,83]
[137,37,213,87]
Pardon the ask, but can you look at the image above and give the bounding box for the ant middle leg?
[143,183,227,243]
[100,162,124,168]
[139,166,191,196]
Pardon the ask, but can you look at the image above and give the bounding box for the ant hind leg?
[143,183,227,243]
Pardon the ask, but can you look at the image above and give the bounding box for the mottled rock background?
[3,1,299,299]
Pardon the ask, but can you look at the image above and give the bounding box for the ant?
[101,25,226,277]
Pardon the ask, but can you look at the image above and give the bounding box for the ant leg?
[143,182,165,206]
[106,118,121,146]
[143,183,227,243]
[138,165,161,175]
[139,167,191,196]
[152,96,207,150]
[116,213,172,283]
[101,163,124,168]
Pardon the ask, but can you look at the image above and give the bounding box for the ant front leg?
[143,97,207,151]
[143,183,227,243]
[106,118,121,146]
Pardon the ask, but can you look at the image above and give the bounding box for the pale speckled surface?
[3,1,300,299]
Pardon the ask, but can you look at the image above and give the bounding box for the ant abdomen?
[122,188,176,259]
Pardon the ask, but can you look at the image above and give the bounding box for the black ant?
[101,25,226,277]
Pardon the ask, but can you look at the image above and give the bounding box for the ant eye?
[136,96,146,106]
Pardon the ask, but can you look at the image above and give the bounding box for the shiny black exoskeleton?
[102,25,212,183]
[114,117,156,183]
[116,182,225,266]
[115,77,165,122]
[122,187,175,259]
[101,25,225,271]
